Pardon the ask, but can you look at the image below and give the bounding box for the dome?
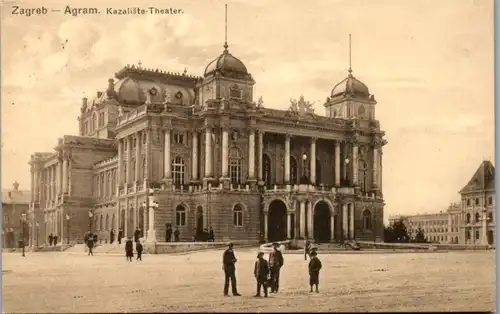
[331,73,370,99]
[204,48,251,80]
[113,77,144,103]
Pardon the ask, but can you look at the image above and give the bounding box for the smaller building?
[2,182,30,248]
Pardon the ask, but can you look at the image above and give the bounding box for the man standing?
[48,233,53,246]
[110,229,115,244]
[268,242,284,293]
[208,227,215,242]
[222,242,241,297]
[86,234,94,256]
[165,225,172,242]
[134,228,141,243]
[125,238,134,262]
[118,228,123,244]
[254,251,269,297]
[174,227,180,242]
[136,241,143,262]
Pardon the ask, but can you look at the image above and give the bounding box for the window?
[174,132,185,144]
[131,159,136,181]
[475,198,479,206]
[172,157,185,185]
[229,147,243,185]
[133,137,137,149]
[475,212,480,223]
[99,112,105,127]
[143,133,147,145]
[488,197,493,205]
[107,173,111,199]
[123,167,127,184]
[100,175,105,199]
[175,205,186,226]
[99,215,103,231]
[233,204,243,226]
[123,139,128,153]
[92,113,97,130]
[229,85,242,99]
[475,230,480,240]
[3,215,8,223]
[105,214,109,230]
[357,105,366,118]
[290,157,298,184]
[466,213,471,224]
[362,210,372,230]
[84,122,89,135]
[488,212,493,222]
[466,199,471,207]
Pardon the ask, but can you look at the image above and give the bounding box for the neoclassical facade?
[28,42,387,245]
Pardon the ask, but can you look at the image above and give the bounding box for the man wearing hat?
[268,242,284,293]
[222,242,241,296]
[308,249,322,293]
[254,251,270,297]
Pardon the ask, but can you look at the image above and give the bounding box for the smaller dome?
[114,77,144,103]
[204,48,251,80]
[331,73,370,99]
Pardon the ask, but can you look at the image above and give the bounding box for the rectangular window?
[233,211,243,226]
[475,198,480,206]
[176,211,186,226]
[488,197,493,205]
[229,86,242,99]
[173,133,184,144]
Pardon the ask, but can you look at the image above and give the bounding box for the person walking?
[125,238,134,262]
[86,234,94,256]
[222,242,241,297]
[253,251,269,297]
[208,227,215,242]
[48,233,53,246]
[165,225,172,242]
[134,228,141,243]
[268,242,284,293]
[174,227,180,242]
[118,228,123,244]
[136,241,143,262]
[308,250,323,293]
[110,229,115,244]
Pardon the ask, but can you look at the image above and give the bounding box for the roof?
[204,48,252,81]
[459,160,495,194]
[2,189,31,204]
[330,72,370,99]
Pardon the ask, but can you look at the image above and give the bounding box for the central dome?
[331,73,370,99]
[204,48,251,80]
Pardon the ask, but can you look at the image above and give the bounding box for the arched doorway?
[263,154,272,188]
[196,206,204,239]
[268,200,287,242]
[487,230,494,245]
[313,201,331,243]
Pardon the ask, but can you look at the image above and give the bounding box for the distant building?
[2,182,30,248]
[388,160,495,245]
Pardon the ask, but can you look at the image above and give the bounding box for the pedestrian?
[308,250,322,293]
[136,241,143,262]
[253,251,269,297]
[86,234,94,256]
[166,225,172,242]
[53,235,58,245]
[118,228,123,244]
[304,239,311,260]
[48,233,53,246]
[208,226,215,242]
[174,227,180,242]
[134,228,141,243]
[110,229,115,244]
[268,242,284,293]
[222,242,241,297]
[125,238,134,262]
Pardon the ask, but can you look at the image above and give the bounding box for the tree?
[411,228,428,243]
[384,219,410,243]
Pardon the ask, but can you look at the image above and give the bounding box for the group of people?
[165,225,180,242]
[223,241,323,297]
[47,233,59,246]
[193,226,215,242]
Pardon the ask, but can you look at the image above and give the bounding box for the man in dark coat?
[268,242,284,293]
[86,234,94,256]
[125,238,134,262]
[308,250,323,293]
[208,227,215,242]
[136,241,143,261]
[165,225,172,242]
[118,228,123,244]
[134,228,141,243]
[254,251,269,297]
[110,229,115,244]
[48,233,53,246]
[222,242,241,296]
[53,235,58,245]
[174,227,180,242]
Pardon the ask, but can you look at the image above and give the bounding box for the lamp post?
[20,213,26,257]
[36,221,39,247]
[143,194,159,242]
[88,210,93,233]
[65,214,71,244]
[301,153,308,184]
[344,157,350,185]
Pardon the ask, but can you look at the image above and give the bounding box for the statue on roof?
[288,96,314,116]
[257,96,264,108]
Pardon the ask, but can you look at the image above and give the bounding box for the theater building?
[28,41,387,245]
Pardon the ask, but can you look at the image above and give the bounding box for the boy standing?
[308,250,322,293]
[254,251,269,297]
[125,238,134,262]
[136,241,143,262]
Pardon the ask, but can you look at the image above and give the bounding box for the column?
[448,214,452,243]
[335,141,341,186]
[310,138,317,185]
[191,131,198,181]
[30,171,35,202]
[205,128,213,178]
[307,202,313,238]
[145,128,151,183]
[284,135,291,183]
[52,166,56,200]
[264,211,269,242]
[330,214,335,241]
[342,204,348,240]
[62,155,69,194]
[481,211,488,245]
[372,142,380,188]
[135,132,141,183]
[299,201,306,238]
[55,162,61,196]
[117,139,123,195]
[34,170,40,203]
[257,130,264,181]
[126,136,132,184]
[349,205,355,239]
[287,212,292,239]
[248,129,256,180]
[352,140,359,186]
[221,127,229,178]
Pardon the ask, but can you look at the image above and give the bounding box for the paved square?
[2,249,495,312]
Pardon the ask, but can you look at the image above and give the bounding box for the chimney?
[82,97,88,107]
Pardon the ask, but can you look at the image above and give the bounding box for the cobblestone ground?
[2,249,495,313]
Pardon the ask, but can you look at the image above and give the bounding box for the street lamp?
[20,213,26,257]
[88,210,93,233]
[35,221,39,248]
[65,214,71,244]
[301,153,308,184]
[143,197,159,242]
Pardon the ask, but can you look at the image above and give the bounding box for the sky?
[1,0,494,219]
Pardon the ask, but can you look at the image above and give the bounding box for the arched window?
[466,199,471,206]
[362,210,372,230]
[175,205,186,226]
[475,213,480,223]
[92,112,97,130]
[99,112,105,127]
[172,157,185,185]
[123,139,128,153]
[105,214,109,230]
[290,156,298,184]
[233,204,243,226]
[359,160,368,192]
[466,213,471,224]
[229,147,243,185]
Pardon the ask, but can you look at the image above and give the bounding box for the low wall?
[145,240,259,254]
[356,241,494,251]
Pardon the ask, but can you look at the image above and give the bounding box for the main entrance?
[313,201,331,243]
[268,200,287,242]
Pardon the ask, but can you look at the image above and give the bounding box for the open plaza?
[2,249,495,313]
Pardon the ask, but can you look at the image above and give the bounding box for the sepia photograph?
[1,0,495,312]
